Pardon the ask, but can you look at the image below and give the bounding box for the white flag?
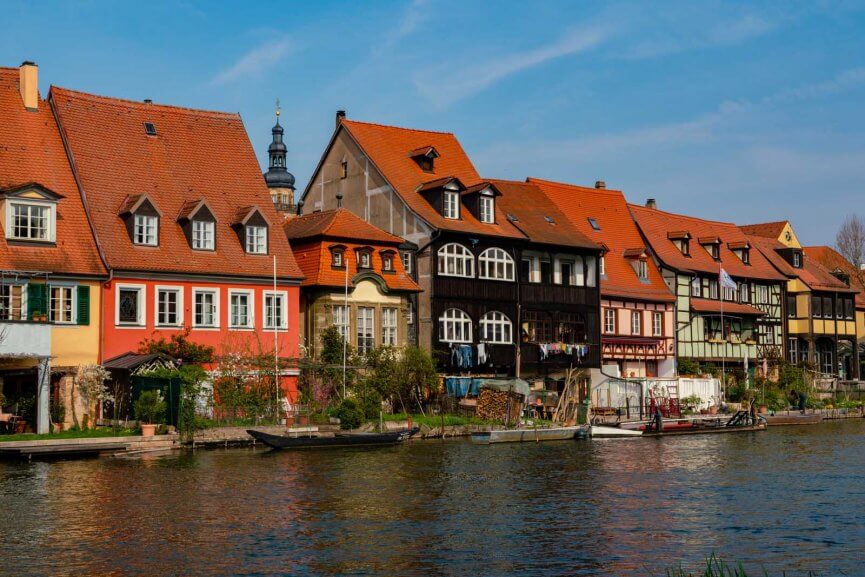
[719,268,737,290]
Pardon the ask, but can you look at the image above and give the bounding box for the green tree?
[139,327,215,364]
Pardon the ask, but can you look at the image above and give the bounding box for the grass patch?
[0,427,139,443]
[380,412,497,428]
[665,554,813,576]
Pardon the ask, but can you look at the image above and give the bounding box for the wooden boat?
[247,427,418,450]
[642,422,766,437]
[763,412,823,426]
[590,425,643,438]
[471,425,588,444]
[641,412,767,437]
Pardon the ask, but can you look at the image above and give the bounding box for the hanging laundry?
[477,343,487,365]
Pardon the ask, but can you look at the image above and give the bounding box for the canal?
[2,420,864,576]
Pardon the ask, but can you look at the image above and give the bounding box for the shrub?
[330,398,364,430]
[134,390,166,424]
[677,358,700,375]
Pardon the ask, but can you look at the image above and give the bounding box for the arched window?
[478,248,515,281]
[480,311,513,344]
[437,243,474,278]
[439,308,472,343]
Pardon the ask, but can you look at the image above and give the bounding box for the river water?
[2,420,864,576]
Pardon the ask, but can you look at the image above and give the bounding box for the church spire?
[264,98,296,213]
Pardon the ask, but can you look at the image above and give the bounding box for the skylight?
[544,216,555,224]
[588,217,600,231]
[144,122,157,136]
[506,214,519,222]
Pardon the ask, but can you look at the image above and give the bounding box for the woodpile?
[476,388,523,424]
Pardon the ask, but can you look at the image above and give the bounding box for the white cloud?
[763,67,865,105]
[413,26,608,108]
[373,0,431,56]
[212,37,293,85]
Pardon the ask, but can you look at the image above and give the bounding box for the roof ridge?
[50,85,241,119]
[527,176,624,194]
[629,203,739,228]
[342,118,457,136]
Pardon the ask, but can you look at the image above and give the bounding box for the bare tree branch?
[835,214,865,287]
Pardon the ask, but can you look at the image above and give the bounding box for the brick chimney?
[646,198,657,209]
[594,180,605,189]
[19,61,39,111]
[335,110,346,128]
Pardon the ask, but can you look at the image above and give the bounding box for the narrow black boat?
[247,427,419,450]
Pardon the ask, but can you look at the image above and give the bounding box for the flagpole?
[720,263,725,397]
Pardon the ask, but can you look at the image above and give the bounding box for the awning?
[479,378,531,397]
[690,298,765,316]
[102,352,175,371]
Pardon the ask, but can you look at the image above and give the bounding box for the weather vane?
[275,98,281,119]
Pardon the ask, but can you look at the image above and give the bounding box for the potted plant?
[32,310,42,322]
[134,390,166,437]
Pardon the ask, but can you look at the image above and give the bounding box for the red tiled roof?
[805,245,865,308]
[690,298,765,316]
[740,221,789,239]
[528,178,674,302]
[747,235,855,293]
[50,86,301,280]
[339,120,525,239]
[284,209,406,245]
[0,68,105,276]
[488,179,599,250]
[629,204,786,282]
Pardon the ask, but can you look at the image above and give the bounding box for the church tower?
[264,101,296,213]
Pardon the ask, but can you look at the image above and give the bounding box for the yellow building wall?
[788,319,810,334]
[776,222,802,249]
[50,280,101,369]
[858,311,865,339]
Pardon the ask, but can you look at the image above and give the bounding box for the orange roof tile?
[690,298,765,316]
[0,68,105,276]
[805,245,865,308]
[284,209,406,245]
[528,178,674,302]
[629,204,786,282]
[740,221,789,239]
[747,235,854,293]
[50,86,301,280]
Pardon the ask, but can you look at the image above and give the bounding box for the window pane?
[118,289,140,324]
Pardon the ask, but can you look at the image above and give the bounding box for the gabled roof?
[740,221,789,239]
[489,179,599,251]
[50,86,301,280]
[0,67,105,276]
[629,204,786,282]
[746,235,855,293]
[690,298,766,316]
[528,178,674,302]
[118,193,161,217]
[805,245,865,308]
[335,120,525,239]
[284,209,406,245]
[176,199,215,222]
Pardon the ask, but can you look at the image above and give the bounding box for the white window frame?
[402,252,412,274]
[478,247,515,281]
[357,306,375,353]
[263,290,288,330]
[133,214,158,246]
[653,311,663,336]
[637,260,648,279]
[7,200,56,242]
[443,190,460,219]
[381,252,394,272]
[709,280,719,300]
[245,225,268,254]
[192,288,220,329]
[228,289,255,329]
[555,256,577,286]
[192,220,215,250]
[723,286,735,302]
[480,310,512,344]
[439,308,472,343]
[155,285,184,327]
[585,255,597,287]
[479,194,495,224]
[49,285,76,324]
[0,283,26,321]
[332,304,350,340]
[757,285,769,304]
[739,283,750,303]
[599,255,606,277]
[691,277,701,297]
[631,310,642,335]
[438,243,474,278]
[382,307,398,346]
[332,249,344,267]
[604,308,616,334]
[115,283,146,327]
[793,252,801,268]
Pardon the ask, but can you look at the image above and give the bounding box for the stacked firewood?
[476,388,523,423]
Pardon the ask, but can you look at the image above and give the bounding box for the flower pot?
[759,405,768,414]
[285,415,295,427]
[707,405,718,415]
[298,414,309,426]
[140,423,157,437]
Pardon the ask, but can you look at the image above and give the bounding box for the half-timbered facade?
[531,179,676,378]
[300,115,602,375]
[630,202,786,371]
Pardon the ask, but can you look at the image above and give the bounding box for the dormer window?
[356,248,372,269]
[134,214,158,246]
[739,249,750,264]
[178,199,217,251]
[728,241,750,265]
[331,247,345,268]
[409,146,439,172]
[793,251,802,268]
[192,220,215,250]
[479,193,495,224]
[443,190,460,220]
[245,226,267,254]
[2,184,61,243]
[668,231,691,256]
[638,259,648,279]
[699,237,721,260]
[381,251,395,272]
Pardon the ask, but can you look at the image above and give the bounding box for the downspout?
[50,91,112,364]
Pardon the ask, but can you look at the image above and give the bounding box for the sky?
[3,0,865,245]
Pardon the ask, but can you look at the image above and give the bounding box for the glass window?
[559,260,573,285]
[709,280,719,300]
[134,214,158,246]
[332,249,344,267]
[437,243,474,277]
[118,287,143,325]
[812,295,822,318]
[599,255,606,277]
[194,290,217,327]
[479,195,495,223]
[402,252,412,274]
[382,307,398,346]
[480,311,512,344]
[758,285,769,304]
[845,297,855,320]
[723,286,735,301]
[540,259,552,284]
[443,190,460,219]
[653,311,663,336]
[439,308,472,343]
[357,250,371,269]
[793,252,801,268]
[631,311,641,335]
[245,225,267,254]
[264,292,287,329]
[574,256,585,286]
[604,308,616,334]
[558,313,586,343]
[788,338,799,363]
[585,256,597,287]
[478,248,515,281]
[49,286,74,324]
[230,292,253,328]
[0,285,24,321]
[522,310,552,343]
[192,220,215,250]
[691,277,701,297]
[332,305,349,340]
[382,253,394,272]
[11,203,50,241]
[357,307,375,353]
[787,294,797,318]
[740,283,750,303]
[588,217,600,231]
[637,260,648,279]
[156,288,181,326]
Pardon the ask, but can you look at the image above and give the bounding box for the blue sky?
[3,0,865,245]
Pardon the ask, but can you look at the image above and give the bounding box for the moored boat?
[247,427,419,450]
[590,425,643,438]
[471,426,588,444]
[763,412,823,426]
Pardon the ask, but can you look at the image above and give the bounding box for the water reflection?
[2,421,865,576]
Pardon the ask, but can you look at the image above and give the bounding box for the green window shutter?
[27,283,48,319]
[77,285,90,325]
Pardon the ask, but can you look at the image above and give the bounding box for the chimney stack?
[336,192,343,208]
[646,198,657,209]
[143,99,152,104]
[336,110,346,128]
[19,61,38,111]
[594,180,605,189]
